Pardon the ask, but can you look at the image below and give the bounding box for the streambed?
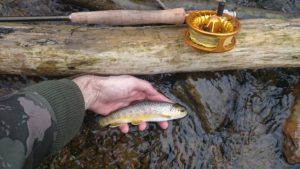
[38,69,300,169]
[1,69,299,169]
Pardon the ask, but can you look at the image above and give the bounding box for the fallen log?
[0,18,299,76]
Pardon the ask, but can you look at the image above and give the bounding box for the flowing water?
[9,68,292,169]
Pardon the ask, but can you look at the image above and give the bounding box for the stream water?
[1,69,296,169]
[39,69,300,169]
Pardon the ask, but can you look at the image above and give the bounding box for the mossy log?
[0,18,299,76]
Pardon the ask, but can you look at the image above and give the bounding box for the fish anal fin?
[109,123,123,128]
[131,121,142,125]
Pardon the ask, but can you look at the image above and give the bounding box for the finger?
[158,121,168,129]
[126,93,146,102]
[119,124,129,133]
[147,94,173,103]
[134,79,160,96]
[133,79,173,103]
[138,122,147,131]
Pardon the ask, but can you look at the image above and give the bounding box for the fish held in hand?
[98,101,188,128]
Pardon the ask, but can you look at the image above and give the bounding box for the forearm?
[0,79,85,169]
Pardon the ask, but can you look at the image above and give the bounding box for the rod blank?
[0,16,70,22]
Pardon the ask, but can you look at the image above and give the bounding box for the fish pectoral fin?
[131,121,142,125]
[160,114,172,118]
[109,123,123,128]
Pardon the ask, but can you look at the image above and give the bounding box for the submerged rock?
[234,134,277,169]
[172,74,236,133]
[283,87,300,163]
[210,144,232,169]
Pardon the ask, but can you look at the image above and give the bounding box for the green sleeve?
[0,79,85,169]
[23,79,85,153]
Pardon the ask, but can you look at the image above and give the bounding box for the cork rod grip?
[69,8,186,25]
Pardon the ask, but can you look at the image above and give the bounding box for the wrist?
[72,75,101,110]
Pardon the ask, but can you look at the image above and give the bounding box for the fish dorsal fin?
[131,121,142,125]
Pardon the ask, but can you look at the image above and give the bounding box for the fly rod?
[0,8,186,25]
[0,16,70,22]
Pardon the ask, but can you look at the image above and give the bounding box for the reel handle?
[69,8,186,25]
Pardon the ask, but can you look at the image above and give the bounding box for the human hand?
[73,75,172,133]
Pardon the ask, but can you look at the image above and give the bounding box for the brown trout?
[98,101,187,127]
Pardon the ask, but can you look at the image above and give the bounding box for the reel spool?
[184,2,240,53]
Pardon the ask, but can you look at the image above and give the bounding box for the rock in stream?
[284,86,300,163]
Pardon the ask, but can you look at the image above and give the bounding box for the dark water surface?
[1,69,298,169]
[38,69,299,169]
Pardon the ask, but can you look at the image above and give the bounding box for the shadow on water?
[3,68,290,169]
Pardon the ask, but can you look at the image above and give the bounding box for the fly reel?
[184,2,240,53]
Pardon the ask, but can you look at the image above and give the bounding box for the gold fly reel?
[185,10,240,53]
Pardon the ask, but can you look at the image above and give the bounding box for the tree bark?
[0,18,299,76]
